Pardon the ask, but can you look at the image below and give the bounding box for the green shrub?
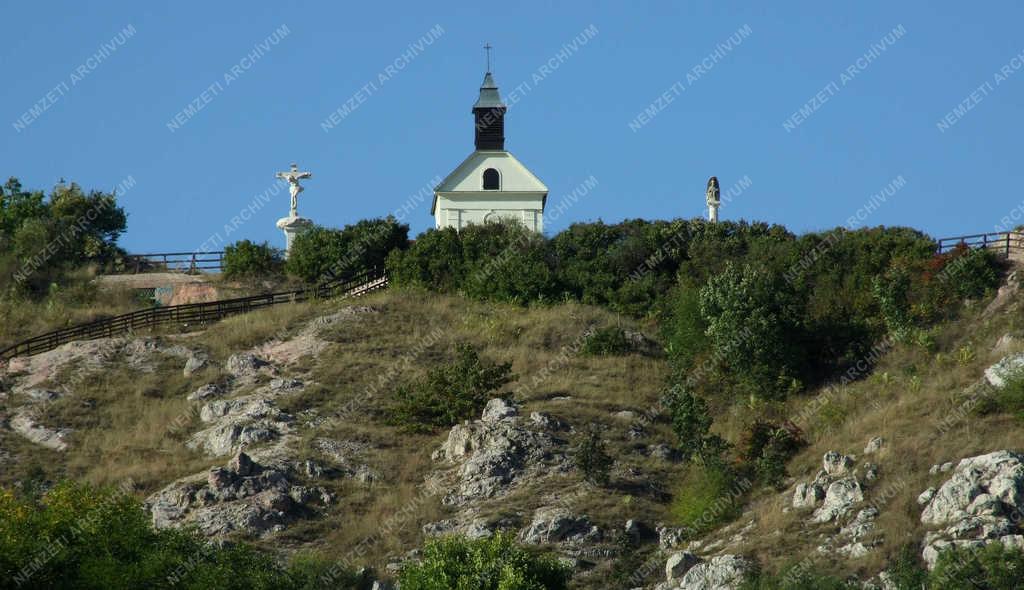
[287,217,408,283]
[0,481,362,589]
[223,240,282,279]
[387,227,466,292]
[458,220,556,304]
[399,533,569,590]
[387,344,514,432]
[975,370,1024,419]
[930,541,1024,588]
[699,262,806,399]
[573,425,613,486]
[664,386,729,465]
[670,464,746,536]
[884,543,928,589]
[661,282,709,374]
[580,326,631,356]
[737,421,806,488]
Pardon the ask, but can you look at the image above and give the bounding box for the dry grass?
[730,297,1024,578]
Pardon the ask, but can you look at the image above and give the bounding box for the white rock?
[481,398,517,422]
[812,478,864,523]
[518,506,600,545]
[984,353,1024,388]
[793,482,825,510]
[665,551,699,581]
[918,487,936,506]
[822,451,856,477]
[183,355,208,377]
[674,555,753,590]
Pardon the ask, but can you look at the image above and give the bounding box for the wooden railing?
[106,252,226,274]
[0,267,388,361]
[935,231,1024,257]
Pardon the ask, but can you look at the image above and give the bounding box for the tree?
[699,261,806,399]
[286,217,408,283]
[223,240,282,279]
[663,386,728,465]
[573,425,613,486]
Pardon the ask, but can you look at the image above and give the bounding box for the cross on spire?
[484,43,492,72]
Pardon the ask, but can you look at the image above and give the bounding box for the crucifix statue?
[275,163,312,218]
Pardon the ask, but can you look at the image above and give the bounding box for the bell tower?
[473,44,506,151]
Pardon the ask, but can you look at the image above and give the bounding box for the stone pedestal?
[276,216,313,258]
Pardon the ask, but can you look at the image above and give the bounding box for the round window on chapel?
[483,168,500,190]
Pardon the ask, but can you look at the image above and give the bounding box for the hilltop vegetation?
[2,205,1021,589]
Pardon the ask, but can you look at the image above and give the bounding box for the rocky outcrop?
[919,450,1024,568]
[431,399,569,506]
[186,376,305,457]
[518,507,601,545]
[655,554,754,590]
[10,410,70,451]
[147,452,330,537]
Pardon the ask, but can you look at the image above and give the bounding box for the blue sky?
[3,1,1023,253]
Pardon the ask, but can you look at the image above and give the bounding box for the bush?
[573,425,613,486]
[670,464,746,536]
[975,370,1024,419]
[387,344,514,432]
[580,326,631,356]
[287,217,408,283]
[398,533,569,590]
[930,541,1024,588]
[699,262,806,399]
[737,421,806,488]
[0,481,363,589]
[664,387,728,465]
[458,220,557,304]
[223,240,282,279]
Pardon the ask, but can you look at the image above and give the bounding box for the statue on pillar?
[706,176,721,223]
[275,162,314,259]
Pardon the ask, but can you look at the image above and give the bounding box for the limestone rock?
[188,383,224,402]
[665,551,699,581]
[670,555,754,590]
[432,404,567,506]
[481,398,517,422]
[919,450,1024,568]
[984,353,1024,388]
[518,507,600,545]
[812,478,863,523]
[822,451,856,477]
[793,482,825,510]
[10,411,70,451]
[225,352,270,378]
[183,355,208,377]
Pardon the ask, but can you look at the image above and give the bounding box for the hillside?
[3,268,1024,588]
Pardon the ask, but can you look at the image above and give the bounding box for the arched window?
[483,168,500,190]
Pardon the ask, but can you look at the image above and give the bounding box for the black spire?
[473,69,506,150]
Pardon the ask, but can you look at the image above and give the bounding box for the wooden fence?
[106,252,226,274]
[935,231,1024,258]
[0,267,388,361]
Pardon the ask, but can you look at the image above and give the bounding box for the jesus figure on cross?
[276,163,312,217]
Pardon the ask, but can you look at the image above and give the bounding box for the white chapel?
[432,67,548,232]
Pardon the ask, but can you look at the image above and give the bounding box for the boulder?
[984,353,1024,388]
[665,551,699,581]
[183,355,208,377]
[518,507,600,545]
[673,555,753,590]
[793,482,825,510]
[188,384,224,402]
[481,398,517,422]
[225,352,269,378]
[812,478,863,523]
[822,451,856,477]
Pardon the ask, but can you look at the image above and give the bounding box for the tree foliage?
[223,240,283,279]
[287,217,408,283]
